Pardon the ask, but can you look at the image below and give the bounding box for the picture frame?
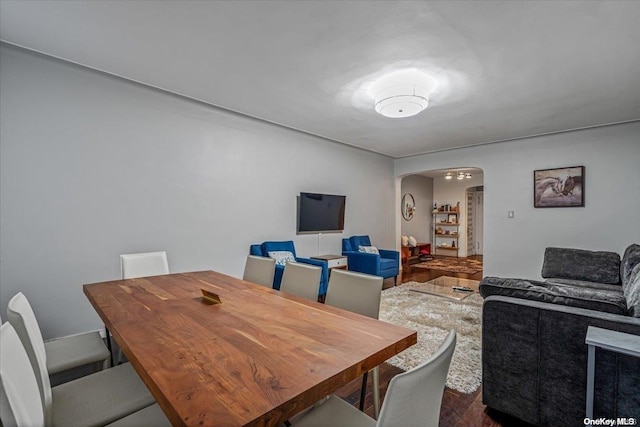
[447,214,457,223]
[534,166,584,208]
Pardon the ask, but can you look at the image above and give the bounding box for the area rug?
[413,256,483,275]
[379,281,482,394]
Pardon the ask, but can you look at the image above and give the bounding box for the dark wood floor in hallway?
[334,255,532,427]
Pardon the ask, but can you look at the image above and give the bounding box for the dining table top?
[83,270,417,427]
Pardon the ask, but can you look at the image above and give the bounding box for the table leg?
[105,325,115,368]
[359,371,368,412]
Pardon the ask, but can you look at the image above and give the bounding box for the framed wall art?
[534,166,584,208]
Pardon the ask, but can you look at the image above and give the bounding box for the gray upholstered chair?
[325,269,383,418]
[105,404,171,427]
[280,261,322,301]
[6,294,156,427]
[120,251,169,279]
[4,291,110,382]
[292,330,456,427]
[242,255,276,287]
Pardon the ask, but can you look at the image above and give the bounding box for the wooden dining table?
[83,270,417,427]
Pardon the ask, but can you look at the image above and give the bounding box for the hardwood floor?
[334,255,532,427]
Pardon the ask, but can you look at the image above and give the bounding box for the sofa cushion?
[624,263,640,317]
[544,278,623,293]
[541,247,621,285]
[621,244,640,289]
[350,235,372,250]
[262,241,296,258]
[480,277,627,315]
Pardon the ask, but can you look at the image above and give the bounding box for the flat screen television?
[297,192,346,234]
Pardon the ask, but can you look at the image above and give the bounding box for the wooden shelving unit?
[433,209,459,256]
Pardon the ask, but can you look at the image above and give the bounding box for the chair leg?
[359,371,368,412]
[394,275,398,286]
[373,366,380,419]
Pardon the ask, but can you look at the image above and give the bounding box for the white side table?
[310,254,347,271]
[584,326,640,418]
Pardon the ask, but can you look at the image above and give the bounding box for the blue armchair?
[249,241,329,297]
[342,235,400,285]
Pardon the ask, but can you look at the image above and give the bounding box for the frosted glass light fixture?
[372,69,436,118]
[445,173,453,180]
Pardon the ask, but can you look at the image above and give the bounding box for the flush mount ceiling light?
[457,172,465,180]
[445,173,453,180]
[371,69,436,118]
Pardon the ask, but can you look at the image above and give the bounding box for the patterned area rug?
[379,281,482,394]
[414,257,483,274]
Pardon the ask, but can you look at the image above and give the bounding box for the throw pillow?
[359,245,379,254]
[401,235,409,246]
[267,251,295,266]
[408,236,417,247]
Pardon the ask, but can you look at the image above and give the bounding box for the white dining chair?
[325,269,383,418]
[242,255,276,288]
[114,250,170,364]
[120,251,169,279]
[6,294,156,427]
[292,329,457,427]
[280,261,322,301]
[0,322,44,427]
[4,291,109,380]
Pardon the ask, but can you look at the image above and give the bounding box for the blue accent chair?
[342,235,400,285]
[249,241,329,297]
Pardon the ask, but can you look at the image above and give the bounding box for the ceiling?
[1,1,639,158]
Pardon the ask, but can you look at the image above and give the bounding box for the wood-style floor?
[334,255,531,427]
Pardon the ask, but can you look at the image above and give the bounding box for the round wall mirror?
[402,193,416,221]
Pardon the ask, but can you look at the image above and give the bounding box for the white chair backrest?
[0,322,46,427]
[325,269,383,319]
[279,262,321,301]
[120,251,169,279]
[6,292,54,420]
[242,255,276,288]
[376,329,457,427]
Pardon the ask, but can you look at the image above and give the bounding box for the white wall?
[433,173,484,257]
[0,45,395,339]
[395,122,640,280]
[400,175,433,243]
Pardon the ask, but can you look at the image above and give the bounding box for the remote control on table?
[452,286,473,292]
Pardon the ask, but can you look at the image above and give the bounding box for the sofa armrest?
[378,249,399,262]
[342,251,380,274]
[541,247,621,285]
[482,295,640,426]
[480,276,628,315]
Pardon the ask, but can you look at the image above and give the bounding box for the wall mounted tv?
[297,192,346,234]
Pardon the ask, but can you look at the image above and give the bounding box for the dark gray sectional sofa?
[479,244,640,426]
